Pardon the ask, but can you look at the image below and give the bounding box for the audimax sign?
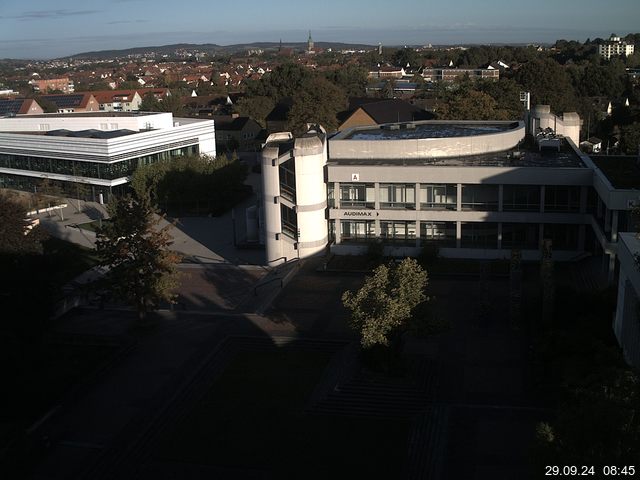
[342,211,379,217]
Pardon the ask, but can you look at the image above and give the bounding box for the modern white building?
[261,107,640,366]
[261,107,638,273]
[598,34,635,60]
[0,112,215,202]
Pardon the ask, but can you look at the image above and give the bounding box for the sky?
[0,0,638,59]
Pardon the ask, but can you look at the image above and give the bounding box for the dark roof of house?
[0,98,32,116]
[40,93,91,109]
[340,98,433,126]
[213,115,255,131]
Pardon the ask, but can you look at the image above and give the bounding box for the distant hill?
[67,42,376,60]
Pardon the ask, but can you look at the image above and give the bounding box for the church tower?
[307,30,314,53]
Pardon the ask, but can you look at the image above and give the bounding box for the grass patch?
[155,346,410,478]
[74,220,101,232]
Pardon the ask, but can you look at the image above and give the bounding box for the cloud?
[1,10,99,21]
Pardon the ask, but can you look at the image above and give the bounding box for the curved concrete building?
[261,126,327,265]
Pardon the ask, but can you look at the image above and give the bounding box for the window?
[420,184,457,210]
[461,222,498,249]
[461,185,499,211]
[380,221,416,245]
[502,223,539,249]
[279,158,296,202]
[340,220,375,243]
[420,221,456,246]
[379,184,415,209]
[503,185,540,212]
[339,183,374,208]
[280,204,297,239]
[543,224,579,250]
[544,186,580,212]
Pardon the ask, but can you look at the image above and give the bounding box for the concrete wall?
[330,121,525,160]
[614,232,640,368]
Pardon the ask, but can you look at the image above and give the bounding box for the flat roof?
[8,111,159,119]
[337,121,518,141]
[591,156,640,189]
[328,136,585,168]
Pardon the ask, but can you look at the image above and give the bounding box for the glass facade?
[461,185,499,211]
[420,221,456,246]
[461,222,498,248]
[544,186,580,213]
[502,223,539,249]
[340,220,375,243]
[380,221,416,245]
[503,185,540,212]
[339,183,375,208]
[420,184,457,210]
[379,184,415,209]
[280,204,298,239]
[543,224,579,250]
[0,145,198,182]
[279,158,296,202]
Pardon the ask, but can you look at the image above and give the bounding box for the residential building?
[0,98,44,116]
[338,98,433,131]
[213,114,263,152]
[0,112,215,203]
[31,77,75,93]
[421,67,499,82]
[89,90,143,112]
[599,34,635,60]
[39,93,100,113]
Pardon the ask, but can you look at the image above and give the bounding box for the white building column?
[497,222,503,250]
[456,221,462,248]
[334,181,340,209]
[456,183,462,211]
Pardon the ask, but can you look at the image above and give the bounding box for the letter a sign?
[351,173,360,182]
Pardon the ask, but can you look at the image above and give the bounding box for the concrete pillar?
[608,253,616,284]
[539,185,545,213]
[415,183,421,211]
[374,182,380,210]
[497,222,503,249]
[335,219,341,244]
[538,223,544,249]
[456,183,462,211]
[498,184,504,212]
[456,221,462,248]
[612,210,619,242]
[334,181,340,209]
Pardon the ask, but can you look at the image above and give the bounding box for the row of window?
[329,183,583,213]
[0,146,198,181]
[333,220,580,250]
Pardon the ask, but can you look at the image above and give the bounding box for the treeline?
[532,288,640,465]
[130,154,249,216]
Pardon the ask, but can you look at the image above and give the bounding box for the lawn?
[155,346,410,478]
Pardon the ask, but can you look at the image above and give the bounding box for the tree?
[95,195,181,321]
[514,57,578,113]
[286,76,347,135]
[234,95,275,128]
[0,192,44,255]
[342,258,428,349]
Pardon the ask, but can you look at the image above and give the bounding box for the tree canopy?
[95,195,181,320]
[342,258,428,349]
